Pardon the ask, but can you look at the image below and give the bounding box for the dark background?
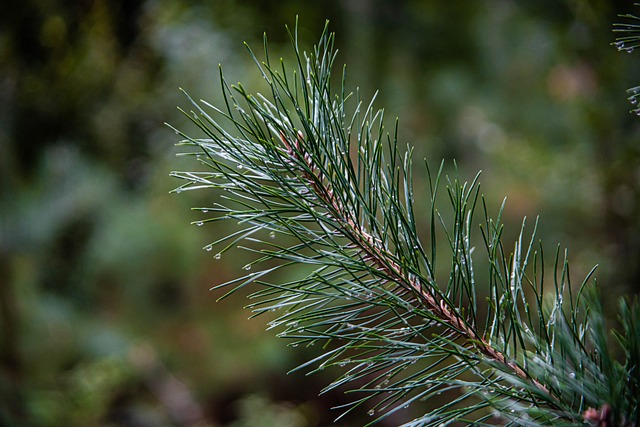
[1,1,639,425]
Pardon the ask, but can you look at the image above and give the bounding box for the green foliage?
[27,357,134,427]
[172,22,640,426]
[230,394,308,427]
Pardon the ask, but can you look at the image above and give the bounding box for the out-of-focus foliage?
[0,1,638,426]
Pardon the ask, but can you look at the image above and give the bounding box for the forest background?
[1,1,639,426]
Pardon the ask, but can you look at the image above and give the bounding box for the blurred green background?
[1,1,639,426]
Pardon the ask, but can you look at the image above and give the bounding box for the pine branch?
[170,20,640,426]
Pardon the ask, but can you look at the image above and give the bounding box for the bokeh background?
[1,1,639,426]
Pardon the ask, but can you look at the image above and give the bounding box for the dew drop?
[243,264,252,271]
[196,221,204,226]
[214,253,221,260]
[206,247,213,252]
[368,410,375,416]
[237,164,243,169]
[269,231,276,239]
[569,372,576,379]
[202,209,209,213]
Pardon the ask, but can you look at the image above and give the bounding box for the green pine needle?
[170,20,640,426]
[613,3,640,115]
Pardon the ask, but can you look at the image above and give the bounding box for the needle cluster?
[614,5,640,114]
[170,21,639,426]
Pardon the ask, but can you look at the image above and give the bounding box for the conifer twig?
[171,20,640,426]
